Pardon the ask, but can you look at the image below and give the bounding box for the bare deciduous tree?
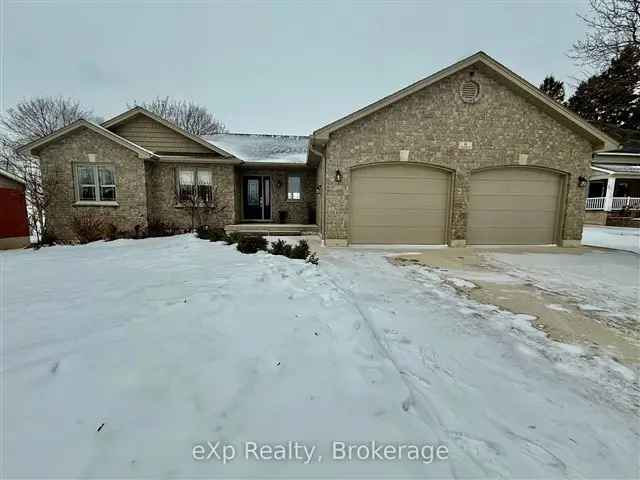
[0,96,98,244]
[130,96,226,135]
[571,0,640,67]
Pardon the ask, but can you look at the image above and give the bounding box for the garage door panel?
[471,181,560,196]
[466,227,556,245]
[468,210,558,228]
[473,169,557,182]
[468,168,562,245]
[353,177,450,195]
[351,226,446,245]
[350,164,450,245]
[353,209,449,228]
[352,193,450,210]
[469,195,558,211]
[354,165,449,180]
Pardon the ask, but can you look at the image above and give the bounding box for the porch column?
[603,175,616,211]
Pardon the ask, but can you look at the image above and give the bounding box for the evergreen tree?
[568,46,640,130]
[539,76,566,102]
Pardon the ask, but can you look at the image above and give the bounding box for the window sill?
[73,201,119,207]
[286,199,304,203]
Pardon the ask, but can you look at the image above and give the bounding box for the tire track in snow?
[321,252,503,478]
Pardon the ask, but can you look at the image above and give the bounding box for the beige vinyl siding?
[350,163,450,244]
[111,114,213,155]
[467,168,562,245]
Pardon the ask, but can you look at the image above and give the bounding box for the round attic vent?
[460,80,480,103]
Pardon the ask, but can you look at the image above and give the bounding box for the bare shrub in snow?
[71,213,104,244]
[177,182,228,231]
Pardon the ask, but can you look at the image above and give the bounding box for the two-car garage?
[349,163,563,246]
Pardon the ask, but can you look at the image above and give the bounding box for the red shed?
[0,169,30,249]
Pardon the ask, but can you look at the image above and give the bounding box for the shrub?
[306,252,319,265]
[225,231,242,245]
[148,218,180,237]
[209,227,227,242]
[40,228,58,246]
[104,223,119,241]
[290,239,310,260]
[196,225,210,240]
[269,239,292,257]
[71,213,104,244]
[236,235,268,254]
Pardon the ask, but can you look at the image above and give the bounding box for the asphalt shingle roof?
[203,133,309,164]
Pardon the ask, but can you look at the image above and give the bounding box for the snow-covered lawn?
[582,225,640,253]
[2,236,638,478]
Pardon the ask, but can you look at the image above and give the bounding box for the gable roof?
[0,167,26,185]
[102,106,235,158]
[203,133,309,165]
[312,51,618,150]
[17,119,156,158]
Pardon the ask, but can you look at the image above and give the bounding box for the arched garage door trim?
[348,162,454,245]
[467,165,568,245]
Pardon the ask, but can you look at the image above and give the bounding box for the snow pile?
[2,237,638,478]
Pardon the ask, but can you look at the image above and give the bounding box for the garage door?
[468,168,562,245]
[350,163,450,244]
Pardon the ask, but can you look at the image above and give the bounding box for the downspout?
[309,141,327,243]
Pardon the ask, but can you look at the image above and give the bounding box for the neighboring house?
[585,145,640,225]
[19,51,616,246]
[0,169,30,249]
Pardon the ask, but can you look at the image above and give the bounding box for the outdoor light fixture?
[335,169,342,183]
[578,176,588,187]
[276,180,283,189]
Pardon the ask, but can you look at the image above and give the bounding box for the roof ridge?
[206,132,308,139]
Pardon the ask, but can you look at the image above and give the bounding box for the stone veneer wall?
[145,162,236,229]
[583,210,607,225]
[237,167,317,224]
[322,65,593,245]
[39,128,148,242]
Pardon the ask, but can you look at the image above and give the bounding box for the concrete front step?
[225,224,320,236]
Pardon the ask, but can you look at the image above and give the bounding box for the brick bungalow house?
[18,52,616,246]
[0,168,30,249]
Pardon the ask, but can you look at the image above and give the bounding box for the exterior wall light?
[578,176,588,188]
[335,169,342,183]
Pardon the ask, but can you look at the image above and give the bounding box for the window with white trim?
[177,167,213,203]
[76,164,116,202]
[287,173,302,201]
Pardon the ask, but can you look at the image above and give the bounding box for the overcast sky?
[2,0,591,135]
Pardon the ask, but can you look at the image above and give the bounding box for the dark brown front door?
[243,176,271,220]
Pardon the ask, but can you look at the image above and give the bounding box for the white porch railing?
[586,197,605,210]
[612,197,640,210]
[586,196,640,210]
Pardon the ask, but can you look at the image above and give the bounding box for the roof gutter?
[308,142,326,242]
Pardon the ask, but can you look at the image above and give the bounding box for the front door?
[243,176,271,220]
